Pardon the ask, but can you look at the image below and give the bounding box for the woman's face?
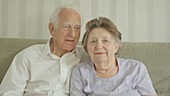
[87,28,119,68]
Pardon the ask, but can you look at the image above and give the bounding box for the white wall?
[0,0,170,42]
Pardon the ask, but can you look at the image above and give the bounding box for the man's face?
[50,8,81,56]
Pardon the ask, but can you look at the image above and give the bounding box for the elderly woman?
[70,17,157,96]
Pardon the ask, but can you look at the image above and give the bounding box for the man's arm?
[0,53,29,96]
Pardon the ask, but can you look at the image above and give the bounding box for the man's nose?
[69,28,76,37]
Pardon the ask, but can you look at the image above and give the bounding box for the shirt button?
[106,93,111,96]
[106,79,110,82]
[62,71,66,75]
[62,69,67,74]
[58,84,61,88]
[106,88,112,92]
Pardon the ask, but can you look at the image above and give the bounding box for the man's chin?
[65,46,76,52]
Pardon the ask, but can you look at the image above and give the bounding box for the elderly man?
[0,5,88,96]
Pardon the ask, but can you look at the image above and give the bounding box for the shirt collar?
[41,38,80,58]
[41,38,51,56]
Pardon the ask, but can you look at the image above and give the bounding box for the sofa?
[0,38,170,96]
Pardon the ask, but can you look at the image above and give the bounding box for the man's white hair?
[49,5,80,27]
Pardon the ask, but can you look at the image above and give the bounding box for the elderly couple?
[0,5,157,96]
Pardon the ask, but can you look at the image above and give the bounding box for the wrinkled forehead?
[58,8,81,25]
[89,28,113,38]
[58,8,81,20]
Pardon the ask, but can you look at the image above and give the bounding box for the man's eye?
[75,27,80,30]
[64,25,70,29]
[74,26,81,31]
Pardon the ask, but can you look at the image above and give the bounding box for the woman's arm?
[70,65,86,96]
[135,63,157,96]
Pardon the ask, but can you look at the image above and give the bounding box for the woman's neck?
[95,62,118,78]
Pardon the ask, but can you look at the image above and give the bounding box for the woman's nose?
[95,41,103,49]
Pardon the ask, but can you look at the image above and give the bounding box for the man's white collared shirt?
[0,40,88,96]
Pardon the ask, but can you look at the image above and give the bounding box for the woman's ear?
[114,43,119,54]
[48,23,54,36]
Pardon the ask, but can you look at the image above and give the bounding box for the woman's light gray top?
[70,58,157,96]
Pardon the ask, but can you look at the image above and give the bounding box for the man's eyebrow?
[75,25,81,27]
[62,23,81,28]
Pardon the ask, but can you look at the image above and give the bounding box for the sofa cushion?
[154,76,170,95]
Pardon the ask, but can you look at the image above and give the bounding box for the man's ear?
[48,23,54,35]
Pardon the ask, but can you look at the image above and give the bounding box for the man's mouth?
[65,39,74,42]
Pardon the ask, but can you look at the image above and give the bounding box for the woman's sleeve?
[135,63,157,96]
[70,64,86,96]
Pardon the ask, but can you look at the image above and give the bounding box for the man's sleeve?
[0,53,29,96]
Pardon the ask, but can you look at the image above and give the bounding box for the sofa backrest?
[118,42,170,94]
[0,38,47,84]
[0,38,170,95]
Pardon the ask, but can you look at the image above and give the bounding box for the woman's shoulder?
[117,58,149,81]
[74,61,92,68]
[117,58,146,71]
[73,60,94,71]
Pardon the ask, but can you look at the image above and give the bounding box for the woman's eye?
[91,40,95,43]
[103,39,111,44]
[90,40,96,43]
[103,40,109,42]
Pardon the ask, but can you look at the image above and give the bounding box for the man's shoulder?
[17,44,46,56]
[75,46,90,63]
